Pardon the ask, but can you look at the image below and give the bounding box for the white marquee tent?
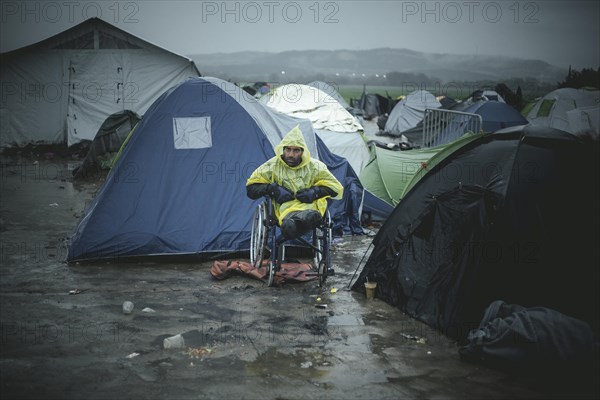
[0,17,200,147]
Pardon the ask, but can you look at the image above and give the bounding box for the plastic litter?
[122,301,134,314]
[163,334,185,349]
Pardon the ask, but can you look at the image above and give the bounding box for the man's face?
[283,146,303,167]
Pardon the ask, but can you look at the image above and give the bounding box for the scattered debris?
[330,288,338,294]
[300,361,313,368]
[400,333,427,344]
[122,301,134,314]
[163,334,185,349]
[126,352,140,359]
[186,347,211,359]
[141,307,155,313]
[315,304,328,309]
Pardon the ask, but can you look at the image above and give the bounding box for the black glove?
[295,187,322,203]
[267,183,294,204]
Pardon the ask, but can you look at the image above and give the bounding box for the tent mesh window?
[99,32,142,49]
[52,31,94,49]
[537,99,555,117]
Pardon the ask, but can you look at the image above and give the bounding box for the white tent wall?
[526,88,600,135]
[0,18,200,148]
[566,106,600,135]
[0,50,67,146]
[65,50,196,146]
[123,51,196,113]
[66,51,124,146]
[316,129,370,175]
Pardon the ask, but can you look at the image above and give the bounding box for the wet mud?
[0,157,590,399]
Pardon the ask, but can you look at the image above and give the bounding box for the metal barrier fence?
[422,108,482,148]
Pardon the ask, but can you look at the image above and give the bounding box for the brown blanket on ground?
[210,259,317,285]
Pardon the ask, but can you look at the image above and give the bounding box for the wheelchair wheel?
[250,201,268,269]
[315,211,332,287]
[267,240,284,287]
[317,259,328,287]
[312,227,323,269]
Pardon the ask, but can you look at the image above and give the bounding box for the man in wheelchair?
[246,125,343,240]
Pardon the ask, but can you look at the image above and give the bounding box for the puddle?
[245,347,330,380]
[327,314,364,326]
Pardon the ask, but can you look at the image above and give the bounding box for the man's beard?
[285,156,300,167]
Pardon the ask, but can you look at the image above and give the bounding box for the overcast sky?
[1,0,598,69]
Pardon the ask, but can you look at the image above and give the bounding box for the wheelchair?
[250,196,333,287]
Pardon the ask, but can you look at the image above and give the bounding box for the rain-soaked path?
[0,157,592,399]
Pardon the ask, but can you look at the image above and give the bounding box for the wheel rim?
[318,259,327,287]
[267,261,275,286]
[250,203,266,268]
[313,228,322,269]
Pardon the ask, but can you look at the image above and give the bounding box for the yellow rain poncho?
[246,126,343,224]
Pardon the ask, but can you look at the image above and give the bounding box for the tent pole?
[346,240,374,290]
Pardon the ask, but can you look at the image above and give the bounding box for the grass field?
[336,84,490,104]
[260,82,548,111]
[336,84,546,108]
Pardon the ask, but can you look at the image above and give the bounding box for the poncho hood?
[274,125,311,169]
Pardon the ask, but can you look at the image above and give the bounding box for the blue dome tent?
[67,77,361,261]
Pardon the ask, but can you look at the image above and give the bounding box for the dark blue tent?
[67,77,361,261]
[464,101,529,133]
[432,101,528,146]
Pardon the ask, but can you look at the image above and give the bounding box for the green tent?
[360,133,483,207]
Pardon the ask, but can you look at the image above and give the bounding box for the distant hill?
[190,48,566,84]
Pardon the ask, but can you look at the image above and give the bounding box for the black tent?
[351,89,396,120]
[352,124,599,341]
[73,110,140,179]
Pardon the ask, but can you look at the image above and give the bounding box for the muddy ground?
[0,155,595,399]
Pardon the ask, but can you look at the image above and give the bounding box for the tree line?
[558,66,600,89]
